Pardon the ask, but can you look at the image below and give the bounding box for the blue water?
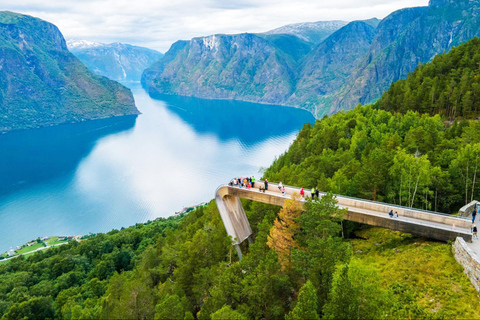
[0,84,314,253]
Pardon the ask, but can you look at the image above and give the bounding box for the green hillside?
[376,37,480,119]
[0,198,478,319]
[0,11,139,133]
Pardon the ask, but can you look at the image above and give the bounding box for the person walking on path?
[315,187,320,200]
[473,208,477,224]
[300,187,305,199]
[264,179,268,191]
[473,225,478,239]
[282,186,286,197]
[278,182,283,191]
[311,187,315,200]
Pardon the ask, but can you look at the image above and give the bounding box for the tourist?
[247,182,251,189]
[473,207,477,224]
[234,178,238,186]
[300,187,305,198]
[251,176,255,188]
[282,186,286,197]
[278,181,283,191]
[315,187,320,200]
[389,210,394,218]
[474,225,478,239]
[311,187,315,200]
[394,211,398,218]
[265,179,268,191]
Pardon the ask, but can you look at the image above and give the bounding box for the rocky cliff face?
[69,41,163,82]
[331,1,480,113]
[0,11,139,133]
[291,21,376,116]
[142,34,299,105]
[143,0,480,117]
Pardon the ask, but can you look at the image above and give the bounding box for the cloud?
[2,0,429,52]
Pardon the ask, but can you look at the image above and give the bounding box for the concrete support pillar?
[215,188,253,260]
[235,244,243,260]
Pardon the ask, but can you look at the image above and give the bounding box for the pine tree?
[267,194,302,270]
[285,280,320,320]
[211,305,247,320]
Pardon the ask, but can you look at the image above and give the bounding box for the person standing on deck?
[264,179,268,191]
[473,207,477,224]
[251,176,255,188]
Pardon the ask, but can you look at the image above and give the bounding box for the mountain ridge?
[143,0,480,118]
[0,11,139,133]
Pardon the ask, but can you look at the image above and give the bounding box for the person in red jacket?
[300,187,305,198]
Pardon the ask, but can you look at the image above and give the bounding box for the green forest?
[0,196,478,319]
[376,37,480,119]
[3,24,480,320]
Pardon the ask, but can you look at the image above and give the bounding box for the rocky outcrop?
[0,11,139,133]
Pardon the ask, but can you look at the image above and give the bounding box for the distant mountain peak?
[264,20,349,43]
[66,39,104,50]
[429,0,479,7]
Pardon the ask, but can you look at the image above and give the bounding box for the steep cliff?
[142,33,299,105]
[290,21,376,116]
[332,0,480,113]
[0,11,139,133]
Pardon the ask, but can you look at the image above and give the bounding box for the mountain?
[288,21,376,116]
[264,20,348,44]
[141,33,300,105]
[375,37,480,119]
[68,41,163,82]
[0,11,139,133]
[141,20,378,109]
[332,0,480,113]
[143,0,480,118]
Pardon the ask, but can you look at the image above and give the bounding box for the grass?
[45,236,68,246]
[350,227,480,318]
[15,242,45,254]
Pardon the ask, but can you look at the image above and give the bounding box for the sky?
[2,0,429,52]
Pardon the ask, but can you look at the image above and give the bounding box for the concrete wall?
[336,197,471,230]
[346,211,472,242]
[459,200,478,218]
[453,237,480,292]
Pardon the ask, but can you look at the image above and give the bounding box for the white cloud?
[2,0,429,52]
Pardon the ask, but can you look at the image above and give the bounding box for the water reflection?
[153,93,314,145]
[0,116,137,197]
[0,85,314,252]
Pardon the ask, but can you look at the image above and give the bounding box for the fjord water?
[0,84,314,253]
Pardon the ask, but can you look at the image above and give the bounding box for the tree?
[323,261,390,320]
[211,305,248,320]
[155,294,185,320]
[267,194,302,271]
[285,280,320,320]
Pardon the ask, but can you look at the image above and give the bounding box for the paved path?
[1,242,69,262]
[220,180,472,244]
